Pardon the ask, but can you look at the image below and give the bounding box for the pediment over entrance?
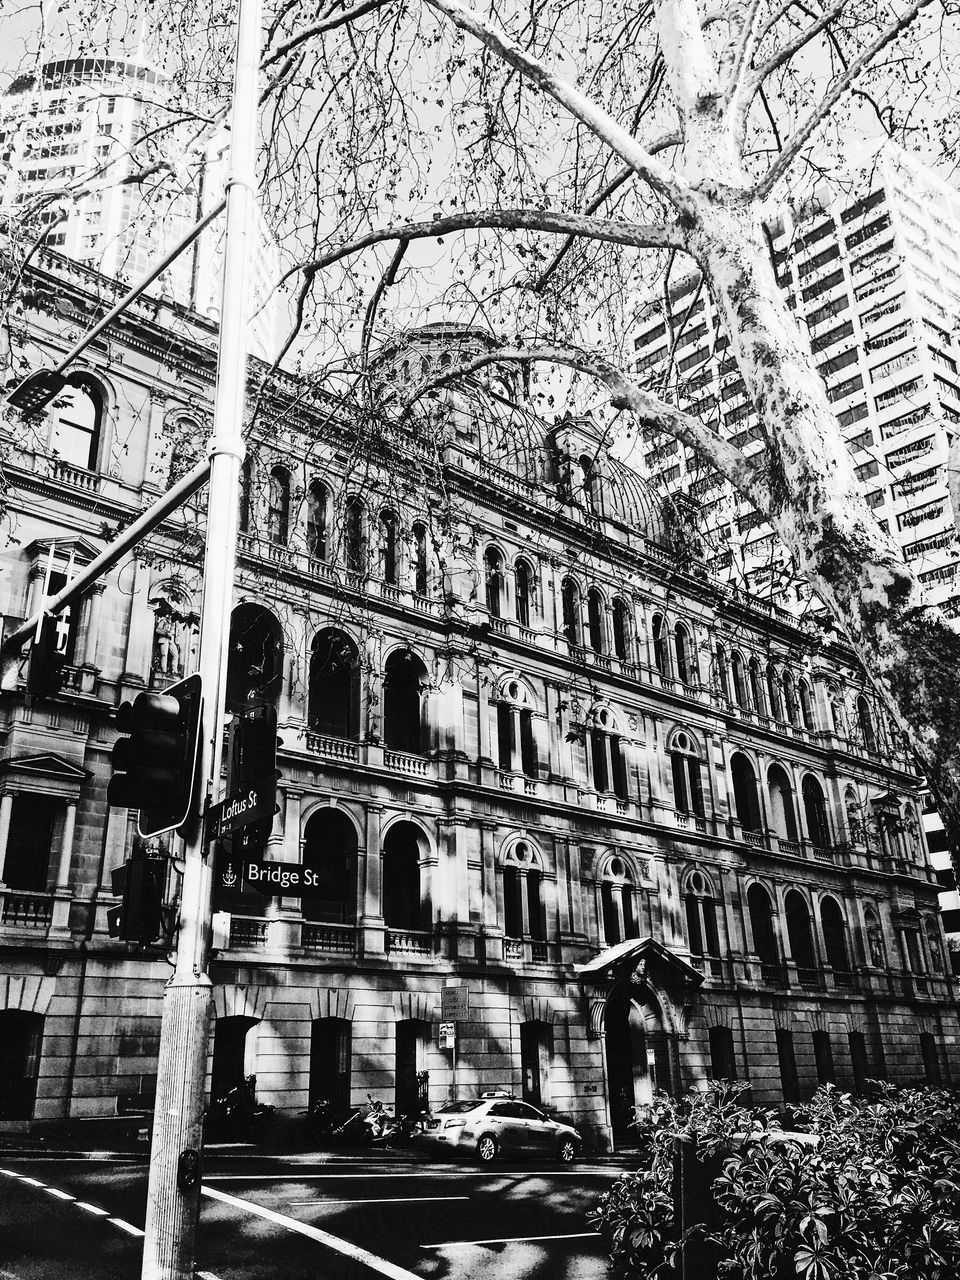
[576,936,704,989]
[0,753,91,782]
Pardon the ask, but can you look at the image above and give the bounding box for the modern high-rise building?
[0,56,279,360]
[630,146,960,613]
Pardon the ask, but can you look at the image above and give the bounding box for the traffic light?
[230,702,280,863]
[107,674,203,838]
[27,613,70,699]
[107,852,166,944]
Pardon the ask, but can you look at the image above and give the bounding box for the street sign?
[439,1022,456,1050]
[441,984,469,1021]
[215,853,326,897]
[208,780,276,839]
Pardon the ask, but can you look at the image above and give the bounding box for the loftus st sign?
[218,855,324,897]
[208,781,275,839]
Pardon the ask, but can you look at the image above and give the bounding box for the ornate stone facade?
[0,253,955,1147]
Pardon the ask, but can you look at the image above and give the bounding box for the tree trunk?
[685,197,960,883]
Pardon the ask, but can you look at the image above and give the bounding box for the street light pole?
[140,0,261,1274]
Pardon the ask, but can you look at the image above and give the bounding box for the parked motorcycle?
[205,1077,273,1144]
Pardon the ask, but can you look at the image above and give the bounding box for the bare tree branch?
[422,0,692,205]
[281,208,686,288]
[752,0,935,199]
[263,0,393,66]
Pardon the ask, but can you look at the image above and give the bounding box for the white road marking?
[19,1177,46,1188]
[206,1169,611,1181]
[289,1196,470,1205]
[0,1170,23,1178]
[423,1231,598,1248]
[108,1218,145,1238]
[45,1188,75,1200]
[202,1186,424,1280]
[76,1201,110,1216]
[196,1271,224,1280]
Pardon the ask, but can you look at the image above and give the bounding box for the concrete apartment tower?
[0,52,279,360]
[631,145,960,612]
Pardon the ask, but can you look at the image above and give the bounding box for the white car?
[418,1097,581,1163]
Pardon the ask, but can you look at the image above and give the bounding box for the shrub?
[590,1083,960,1280]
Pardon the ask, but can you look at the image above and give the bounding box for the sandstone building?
[0,249,955,1149]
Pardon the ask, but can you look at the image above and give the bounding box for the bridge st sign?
[217,854,326,897]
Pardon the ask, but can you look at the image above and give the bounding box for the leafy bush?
[590,1083,960,1280]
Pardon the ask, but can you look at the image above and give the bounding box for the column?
[0,793,13,884]
[55,802,77,889]
[361,804,385,956]
[142,392,170,490]
[611,882,626,942]
[553,834,573,939]
[79,583,106,671]
[122,559,155,684]
[568,840,585,937]
[518,868,531,936]
[276,789,302,930]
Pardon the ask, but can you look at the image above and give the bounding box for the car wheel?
[557,1137,577,1164]
[477,1134,498,1163]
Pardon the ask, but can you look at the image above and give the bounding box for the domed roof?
[374,324,669,543]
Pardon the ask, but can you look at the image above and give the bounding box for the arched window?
[379,509,398,584]
[856,695,877,751]
[344,495,365,573]
[383,649,426,753]
[0,1010,43,1120]
[599,855,637,945]
[802,775,831,850]
[747,884,781,977]
[48,374,102,470]
[383,822,425,933]
[580,453,598,513]
[730,753,762,832]
[611,599,630,661]
[652,614,668,674]
[412,522,428,595]
[820,896,850,981]
[766,663,783,721]
[308,630,360,738]
[784,889,817,977]
[748,656,764,712]
[484,547,504,617]
[782,670,799,725]
[239,456,253,533]
[515,559,534,627]
[496,680,536,778]
[589,707,627,799]
[675,623,696,684]
[267,465,291,544]
[730,651,748,707]
[670,731,705,818]
[502,841,544,941]
[767,763,799,842]
[684,870,720,965]
[396,1019,430,1117]
[864,906,886,968]
[561,578,580,646]
[306,481,329,560]
[302,808,358,925]
[587,588,605,653]
[225,603,284,712]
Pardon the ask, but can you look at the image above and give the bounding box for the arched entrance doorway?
[603,988,673,1143]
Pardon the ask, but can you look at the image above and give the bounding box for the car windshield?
[435,1101,482,1114]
